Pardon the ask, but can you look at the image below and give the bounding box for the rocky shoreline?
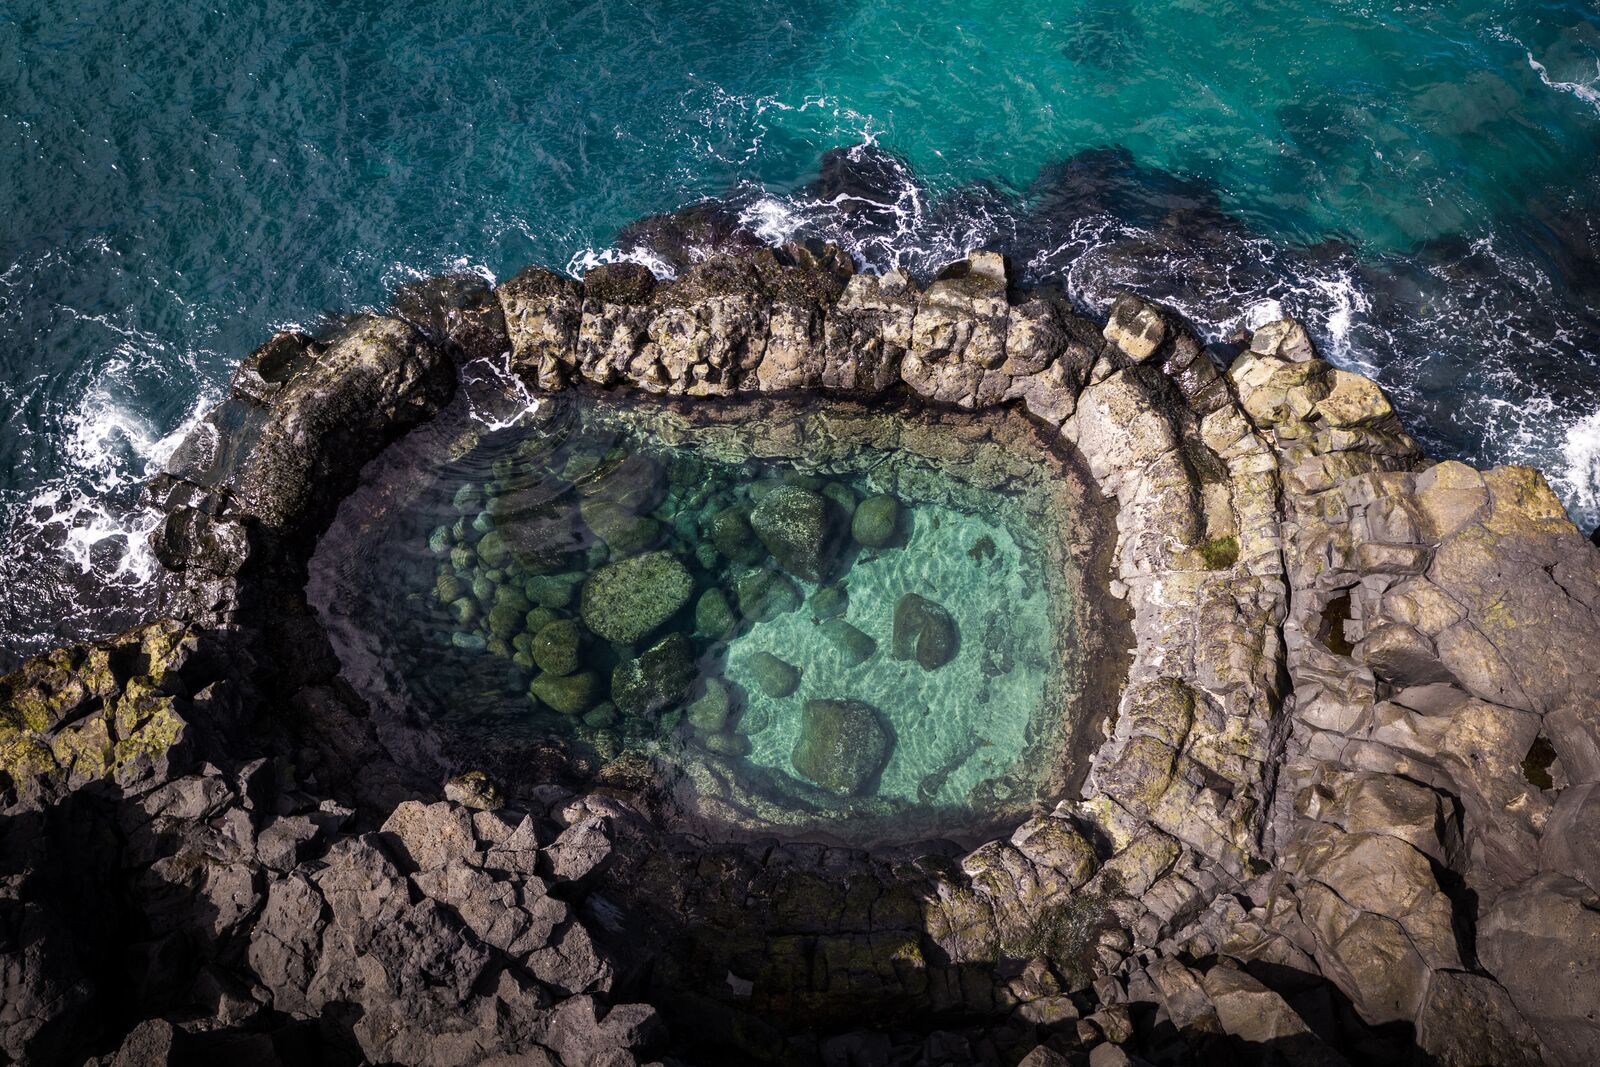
[2,221,1598,1067]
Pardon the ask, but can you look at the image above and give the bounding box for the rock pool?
[310,390,1115,844]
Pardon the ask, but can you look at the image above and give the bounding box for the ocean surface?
[2,0,1599,663]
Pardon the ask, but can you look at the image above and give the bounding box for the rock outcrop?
[2,219,1598,1067]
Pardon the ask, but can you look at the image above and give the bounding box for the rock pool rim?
[307,383,1132,851]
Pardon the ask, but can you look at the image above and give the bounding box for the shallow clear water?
[311,398,1074,836]
[2,0,1599,662]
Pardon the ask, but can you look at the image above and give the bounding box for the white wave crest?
[1527,52,1600,114]
[1557,407,1600,520]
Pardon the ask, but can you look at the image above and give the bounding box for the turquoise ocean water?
[2,0,1599,661]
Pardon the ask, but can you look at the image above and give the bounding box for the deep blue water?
[2,0,1599,661]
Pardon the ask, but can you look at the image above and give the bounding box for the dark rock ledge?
[2,230,1598,1067]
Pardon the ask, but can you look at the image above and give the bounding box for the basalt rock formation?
[3,224,1599,1067]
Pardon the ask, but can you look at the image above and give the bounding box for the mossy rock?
[472,574,496,604]
[428,525,452,555]
[750,485,836,581]
[435,573,466,604]
[530,670,600,715]
[612,633,696,717]
[686,677,734,733]
[707,504,766,565]
[532,619,582,676]
[580,550,694,645]
[580,498,661,557]
[450,598,479,627]
[476,529,510,569]
[851,494,901,548]
[820,619,877,667]
[525,574,578,610]
[734,568,801,623]
[583,702,619,729]
[486,601,527,641]
[524,606,559,635]
[695,588,737,639]
[792,699,892,796]
[452,482,483,513]
[452,631,488,652]
[809,584,849,621]
[450,544,476,570]
[893,593,958,670]
[746,651,800,698]
[493,583,531,614]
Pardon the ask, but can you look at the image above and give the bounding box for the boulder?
[893,593,959,670]
[579,498,660,557]
[580,550,693,644]
[612,634,697,717]
[750,485,836,581]
[695,587,737,638]
[851,494,901,548]
[791,699,892,796]
[746,651,801,698]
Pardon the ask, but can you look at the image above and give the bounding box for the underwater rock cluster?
[2,220,1600,1067]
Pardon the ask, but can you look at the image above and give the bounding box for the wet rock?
[531,620,582,676]
[443,771,504,811]
[734,567,802,622]
[792,699,892,796]
[851,493,901,547]
[579,498,660,557]
[809,583,849,621]
[694,587,737,638]
[576,451,666,513]
[705,731,751,757]
[611,634,696,717]
[389,271,510,364]
[893,593,959,670]
[686,677,733,733]
[707,502,766,564]
[497,266,582,389]
[579,550,693,645]
[530,670,600,715]
[821,619,878,667]
[747,651,801,698]
[750,485,836,581]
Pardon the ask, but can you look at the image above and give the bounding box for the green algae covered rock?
[707,503,766,565]
[486,601,526,641]
[612,633,696,717]
[531,619,582,676]
[792,698,892,796]
[705,731,751,757]
[746,651,800,698]
[580,550,693,645]
[476,529,510,568]
[893,592,958,670]
[695,587,737,638]
[851,493,901,547]
[750,485,836,581]
[580,497,660,557]
[686,676,734,733]
[530,670,600,715]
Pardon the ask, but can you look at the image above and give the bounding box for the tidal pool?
[311,392,1111,844]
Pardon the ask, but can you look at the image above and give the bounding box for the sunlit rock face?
[310,391,1121,846]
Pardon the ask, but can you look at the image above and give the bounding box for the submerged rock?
[820,618,878,667]
[686,677,733,733]
[809,583,849,621]
[851,493,901,547]
[694,587,737,638]
[580,497,660,557]
[531,619,582,676]
[707,503,767,565]
[612,633,696,717]
[893,592,959,670]
[530,669,600,715]
[792,699,893,796]
[580,550,693,644]
[746,651,801,698]
[750,484,836,581]
[733,567,802,622]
